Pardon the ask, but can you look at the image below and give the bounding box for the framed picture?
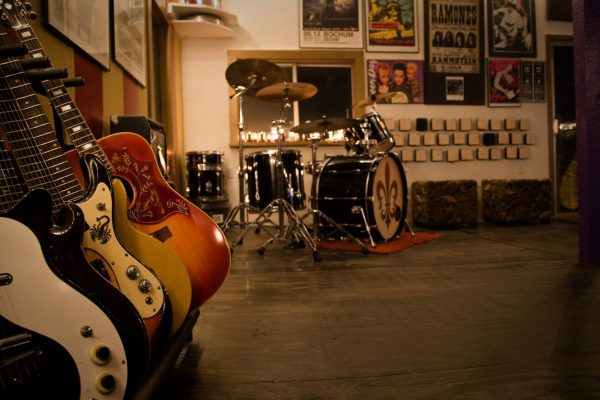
[366,0,418,52]
[44,0,110,70]
[547,0,571,21]
[423,0,485,105]
[366,59,423,103]
[113,0,147,86]
[299,0,364,48]
[488,0,536,58]
[488,58,520,107]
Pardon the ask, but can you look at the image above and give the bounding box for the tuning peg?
[0,43,27,59]
[26,67,68,81]
[63,77,85,88]
[20,56,50,70]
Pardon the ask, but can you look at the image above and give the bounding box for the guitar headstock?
[0,0,35,29]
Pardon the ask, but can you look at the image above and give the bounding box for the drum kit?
[221,58,409,260]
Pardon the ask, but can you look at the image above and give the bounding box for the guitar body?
[47,199,151,393]
[112,178,192,336]
[66,133,231,309]
[76,156,169,344]
[0,192,128,399]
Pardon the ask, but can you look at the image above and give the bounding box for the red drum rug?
[316,232,441,255]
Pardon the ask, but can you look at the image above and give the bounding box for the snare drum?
[245,150,306,210]
[315,152,407,241]
[345,112,395,154]
[186,151,227,201]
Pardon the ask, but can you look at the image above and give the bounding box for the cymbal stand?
[299,136,370,254]
[231,93,320,261]
[222,86,260,232]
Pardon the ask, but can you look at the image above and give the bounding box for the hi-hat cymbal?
[225,58,286,96]
[256,82,318,102]
[354,92,395,108]
[290,116,359,134]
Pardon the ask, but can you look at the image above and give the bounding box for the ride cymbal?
[290,116,359,134]
[225,58,286,96]
[256,82,318,102]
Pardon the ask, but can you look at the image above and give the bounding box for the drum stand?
[222,88,260,233]
[230,96,321,261]
[300,136,370,254]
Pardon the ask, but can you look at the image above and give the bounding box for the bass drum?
[315,152,407,241]
[245,150,306,210]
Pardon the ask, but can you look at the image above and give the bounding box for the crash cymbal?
[290,116,359,134]
[354,92,396,108]
[256,82,318,102]
[225,58,286,96]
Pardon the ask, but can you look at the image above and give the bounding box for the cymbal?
[256,82,318,102]
[225,58,286,96]
[354,92,395,108]
[290,116,359,134]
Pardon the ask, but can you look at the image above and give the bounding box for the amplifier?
[110,115,169,179]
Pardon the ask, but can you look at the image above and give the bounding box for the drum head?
[372,154,405,240]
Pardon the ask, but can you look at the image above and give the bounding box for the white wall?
[180,0,573,213]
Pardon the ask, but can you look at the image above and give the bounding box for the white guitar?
[0,215,128,399]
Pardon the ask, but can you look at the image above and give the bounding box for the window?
[228,50,364,146]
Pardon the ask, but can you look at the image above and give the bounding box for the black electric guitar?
[0,190,130,399]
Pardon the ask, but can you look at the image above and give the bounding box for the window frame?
[227,50,365,147]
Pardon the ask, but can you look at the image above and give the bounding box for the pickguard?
[77,181,164,319]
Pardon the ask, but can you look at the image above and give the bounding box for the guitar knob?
[126,265,140,279]
[95,372,117,395]
[90,343,111,365]
[138,279,152,293]
[96,202,107,211]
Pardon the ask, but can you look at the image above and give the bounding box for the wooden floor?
[151,215,600,399]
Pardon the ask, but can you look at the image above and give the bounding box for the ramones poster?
[427,0,480,74]
[424,0,485,105]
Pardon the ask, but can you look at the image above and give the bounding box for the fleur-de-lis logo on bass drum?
[373,156,402,240]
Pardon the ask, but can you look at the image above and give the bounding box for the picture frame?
[365,0,418,52]
[488,58,521,107]
[488,0,537,58]
[299,0,364,49]
[366,59,424,103]
[547,0,572,21]
[44,0,110,70]
[113,0,147,86]
[423,0,485,105]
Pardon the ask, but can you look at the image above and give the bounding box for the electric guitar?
[5,8,232,308]
[0,46,151,395]
[0,3,194,335]
[0,190,129,399]
[0,27,171,343]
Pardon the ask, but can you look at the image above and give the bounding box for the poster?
[367,59,424,103]
[520,60,533,102]
[426,0,481,74]
[366,0,418,52]
[533,61,546,102]
[300,0,364,48]
[488,59,520,107]
[488,0,537,58]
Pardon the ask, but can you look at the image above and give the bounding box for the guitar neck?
[0,35,83,215]
[12,26,115,176]
[0,140,24,212]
